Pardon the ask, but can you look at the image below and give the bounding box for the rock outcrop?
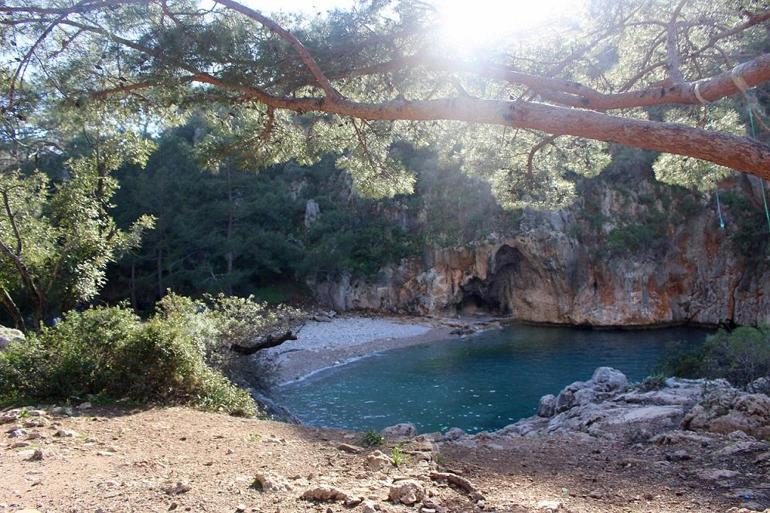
[489,367,770,441]
[311,174,770,326]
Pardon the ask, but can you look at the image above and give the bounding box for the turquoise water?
[273,325,709,434]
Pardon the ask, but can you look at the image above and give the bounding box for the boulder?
[682,389,770,438]
[381,423,416,440]
[591,367,628,392]
[537,394,556,417]
[442,427,466,441]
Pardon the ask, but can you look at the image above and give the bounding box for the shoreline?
[262,315,468,386]
[262,313,715,387]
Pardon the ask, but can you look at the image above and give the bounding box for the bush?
[156,292,303,389]
[639,373,667,391]
[0,304,257,416]
[361,429,385,447]
[662,326,770,387]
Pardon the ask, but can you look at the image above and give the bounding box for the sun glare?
[434,0,576,51]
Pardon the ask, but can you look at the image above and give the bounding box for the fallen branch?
[230,330,297,355]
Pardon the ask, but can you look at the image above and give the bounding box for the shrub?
[390,444,411,467]
[361,429,385,447]
[156,292,303,389]
[662,326,770,387]
[0,304,257,416]
[639,373,667,391]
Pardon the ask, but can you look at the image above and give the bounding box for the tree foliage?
[0,145,154,328]
[1,0,769,208]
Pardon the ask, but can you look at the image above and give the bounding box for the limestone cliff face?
[311,173,770,326]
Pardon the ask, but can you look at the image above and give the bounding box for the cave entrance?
[459,293,491,315]
[456,245,531,317]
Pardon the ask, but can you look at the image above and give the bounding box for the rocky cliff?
[311,169,770,326]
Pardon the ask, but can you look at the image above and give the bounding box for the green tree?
[2,0,769,207]
[0,141,154,329]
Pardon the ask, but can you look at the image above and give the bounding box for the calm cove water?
[273,324,709,434]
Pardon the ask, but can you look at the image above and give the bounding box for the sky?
[232,0,578,50]
[240,0,356,14]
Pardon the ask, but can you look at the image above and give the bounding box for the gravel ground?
[0,405,752,513]
[272,316,434,352]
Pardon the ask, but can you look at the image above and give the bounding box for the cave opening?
[455,245,530,316]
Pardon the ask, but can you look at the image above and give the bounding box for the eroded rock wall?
[311,174,770,326]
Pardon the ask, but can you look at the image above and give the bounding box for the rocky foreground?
[1,369,769,513]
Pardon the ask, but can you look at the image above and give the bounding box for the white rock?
[361,500,378,513]
[365,450,393,471]
[252,472,290,492]
[388,479,425,505]
[536,499,563,511]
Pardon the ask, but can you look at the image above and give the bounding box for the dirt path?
[1,406,762,513]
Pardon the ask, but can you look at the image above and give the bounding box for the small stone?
[666,449,691,461]
[344,496,364,507]
[588,489,603,499]
[235,504,246,512]
[76,401,93,410]
[388,479,424,505]
[22,417,48,428]
[365,450,393,471]
[9,441,31,449]
[535,499,562,511]
[9,428,28,438]
[301,486,350,502]
[697,469,740,481]
[27,449,44,461]
[55,429,77,438]
[252,472,289,492]
[337,443,364,454]
[163,482,192,495]
[361,500,378,513]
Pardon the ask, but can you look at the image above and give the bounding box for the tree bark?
[0,286,25,331]
[230,331,298,355]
